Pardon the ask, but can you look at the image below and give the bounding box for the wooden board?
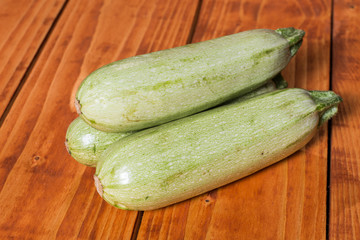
[138,0,331,239]
[0,0,67,118]
[0,0,198,238]
[1,0,360,238]
[330,0,360,238]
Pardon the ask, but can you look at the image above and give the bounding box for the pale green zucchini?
[76,28,304,132]
[65,117,132,167]
[94,88,341,211]
[227,73,287,104]
[66,76,286,167]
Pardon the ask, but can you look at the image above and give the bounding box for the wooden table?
[0,0,359,239]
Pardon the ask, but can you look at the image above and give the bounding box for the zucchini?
[66,76,286,167]
[94,88,341,211]
[227,73,287,104]
[65,117,132,167]
[76,28,304,132]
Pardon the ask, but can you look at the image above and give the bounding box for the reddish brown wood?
[0,0,198,238]
[330,0,360,239]
[138,0,331,239]
[3,0,359,238]
[0,0,67,117]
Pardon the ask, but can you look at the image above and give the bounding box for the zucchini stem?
[275,27,305,56]
[94,175,103,197]
[75,98,81,115]
[308,90,343,125]
[65,139,71,155]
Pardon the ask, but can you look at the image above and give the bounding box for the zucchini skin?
[65,117,132,167]
[94,88,341,211]
[76,28,304,132]
[66,78,283,167]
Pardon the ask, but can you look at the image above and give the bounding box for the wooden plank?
[330,0,360,239]
[138,0,331,239]
[0,0,198,238]
[0,0,67,118]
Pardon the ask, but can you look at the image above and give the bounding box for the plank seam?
[186,0,203,44]
[326,0,335,238]
[0,0,70,128]
[130,211,144,240]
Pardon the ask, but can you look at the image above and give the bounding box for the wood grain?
[0,0,198,238]
[2,0,358,238]
[0,0,67,118]
[330,0,360,239]
[138,0,331,239]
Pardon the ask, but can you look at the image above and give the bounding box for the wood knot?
[204,190,217,204]
[31,155,43,168]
